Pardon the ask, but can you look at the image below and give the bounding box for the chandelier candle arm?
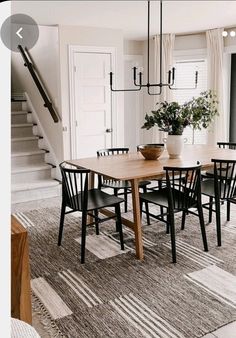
[109,71,142,92]
[133,67,144,87]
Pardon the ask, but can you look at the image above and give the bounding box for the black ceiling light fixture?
[109,0,198,95]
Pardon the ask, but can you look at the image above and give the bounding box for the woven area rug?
[13,204,236,338]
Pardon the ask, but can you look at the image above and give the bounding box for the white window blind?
[173,59,208,144]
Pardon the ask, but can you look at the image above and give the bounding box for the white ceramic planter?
[164,135,186,159]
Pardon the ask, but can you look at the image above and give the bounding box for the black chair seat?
[102,179,150,189]
[140,188,196,210]
[69,189,124,211]
[201,179,230,198]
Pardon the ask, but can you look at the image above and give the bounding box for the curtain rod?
[175,25,236,37]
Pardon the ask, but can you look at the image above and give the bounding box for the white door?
[73,52,112,158]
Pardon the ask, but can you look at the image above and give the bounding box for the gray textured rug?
[13,205,236,338]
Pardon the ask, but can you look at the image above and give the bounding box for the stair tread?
[12,136,39,141]
[12,179,60,191]
[11,150,46,157]
[11,110,28,115]
[11,123,34,127]
[12,164,52,174]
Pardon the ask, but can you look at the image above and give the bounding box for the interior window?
[173,59,208,144]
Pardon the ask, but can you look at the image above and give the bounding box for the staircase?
[11,95,61,204]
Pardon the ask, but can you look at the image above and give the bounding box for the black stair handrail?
[18,45,60,123]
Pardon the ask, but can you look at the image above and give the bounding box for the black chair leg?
[168,211,176,263]
[215,195,222,246]
[181,211,186,230]
[58,202,66,246]
[124,188,128,213]
[115,204,124,250]
[81,211,88,264]
[160,206,164,221]
[142,186,150,225]
[94,209,99,235]
[140,199,143,221]
[209,196,213,223]
[114,189,120,231]
[227,200,231,221]
[166,213,170,234]
[197,202,208,252]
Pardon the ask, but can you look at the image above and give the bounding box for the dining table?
[66,144,236,260]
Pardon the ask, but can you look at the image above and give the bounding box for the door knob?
[105,128,113,133]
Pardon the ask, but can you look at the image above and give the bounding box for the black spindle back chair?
[201,159,236,246]
[140,163,208,263]
[97,148,129,157]
[58,162,125,263]
[97,148,151,223]
[217,142,236,150]
[60,163,89,212]
[202,142,236,179]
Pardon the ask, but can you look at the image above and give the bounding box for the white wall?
[124,40,144,55]
[175,33,206,50]
[58,25,124,159]
[142,39,158,144]
[11,26,63,163]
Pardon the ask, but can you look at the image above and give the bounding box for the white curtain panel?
[206,28,227,145]
[152,34,175,143]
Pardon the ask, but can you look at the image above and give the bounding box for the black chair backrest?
[97,148,129,157]
[96,148,129,187]
[212,159,236,199]
[163,164,202,211]
[217,142,236,150]
[60,162,90,211]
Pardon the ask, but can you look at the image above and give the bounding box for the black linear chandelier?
[109,0,198,95]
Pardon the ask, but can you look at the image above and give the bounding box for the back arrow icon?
[16,27,23,39]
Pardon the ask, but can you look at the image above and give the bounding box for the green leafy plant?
[142,90,218,135]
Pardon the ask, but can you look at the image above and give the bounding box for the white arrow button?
[16,27,23,39]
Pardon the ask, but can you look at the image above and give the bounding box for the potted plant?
[142,90,218,158]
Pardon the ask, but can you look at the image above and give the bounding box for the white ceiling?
[12,1,236,40]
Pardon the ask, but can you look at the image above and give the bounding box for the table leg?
[88,172,95,190]
[131,179,144,260]
[88,172,95,224]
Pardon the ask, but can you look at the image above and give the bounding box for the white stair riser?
[12,168,52,184]
[11,113,28,124]
[11,102,23,111]
[11,153,46,167]
[12,139,39,152]
[11,126,34,138]
[12,184,61,204]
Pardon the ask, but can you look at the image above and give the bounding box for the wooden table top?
[67,145,236,181]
